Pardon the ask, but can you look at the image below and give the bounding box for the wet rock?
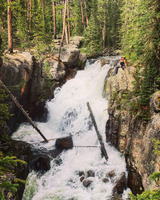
[48,148,63,159]
[78,53,87,69]
[82,179,93,188]
[31,156,50,172]
[79,171,85,176]
[113,172,127,194]
[108,170,116,178]
[128,168,144,195]
[80,176,85,182]
[87,170,95,177]
[102,178,109,183]
[55,136,73,150]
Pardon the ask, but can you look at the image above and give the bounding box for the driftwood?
[87,102,108,161]
[0,79,48,142]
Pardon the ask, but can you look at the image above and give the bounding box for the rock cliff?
[0,36,86,133]
[103,66,160,195]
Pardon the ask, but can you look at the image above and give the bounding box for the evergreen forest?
[0,0,160,199]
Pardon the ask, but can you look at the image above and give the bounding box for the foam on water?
[12,58,129,199]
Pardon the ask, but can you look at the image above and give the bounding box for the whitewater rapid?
[12,58,129,200]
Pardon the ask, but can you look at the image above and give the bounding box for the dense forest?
[0,0,121,56]
[0,0,160,199]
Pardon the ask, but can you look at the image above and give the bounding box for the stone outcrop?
[104,66,160,195]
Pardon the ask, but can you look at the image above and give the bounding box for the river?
[12,57,130,200]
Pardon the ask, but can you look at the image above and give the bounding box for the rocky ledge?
[103,66,160,195]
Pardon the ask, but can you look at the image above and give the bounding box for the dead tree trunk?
[87,102,108,161]
[0,79,48,142]
[7,0,13,53]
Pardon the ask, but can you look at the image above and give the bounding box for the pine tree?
[121,0,160,110]
[16,0,28,50]
[83,0,102,56]
[73,0,83,35]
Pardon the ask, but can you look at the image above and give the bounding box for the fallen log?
[87,102,108,161]
[0,79,48,142]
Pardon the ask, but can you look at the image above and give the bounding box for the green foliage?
[0,89,9,127]
[121,0,160,98]
[0,152,27,200]
[43,60,51,75]
[72,0,83,36]
[152,139,160,155]
[83,0,102,57]
[121,0,160,120]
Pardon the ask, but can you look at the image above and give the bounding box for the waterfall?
[12,57,129,200]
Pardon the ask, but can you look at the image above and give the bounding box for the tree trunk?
[84,0,88,26]
[7,0,13,53]
[67,0,71,39]
[102,22,105,48]
[53,0,57,39]
[80,0,85,28]
[65,25,69,44]
[29,0,32,32]
[58,0,68,63]
[87,102,108,161]
[38,0,41,6]
[61,0,67,45]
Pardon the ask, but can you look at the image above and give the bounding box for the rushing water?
[12,57,130,200]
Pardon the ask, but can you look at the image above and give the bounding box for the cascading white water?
[12,57,130,200]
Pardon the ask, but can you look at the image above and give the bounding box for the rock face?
[113,172,127,194]
[103,66,160,194]
[0,37,86,134]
